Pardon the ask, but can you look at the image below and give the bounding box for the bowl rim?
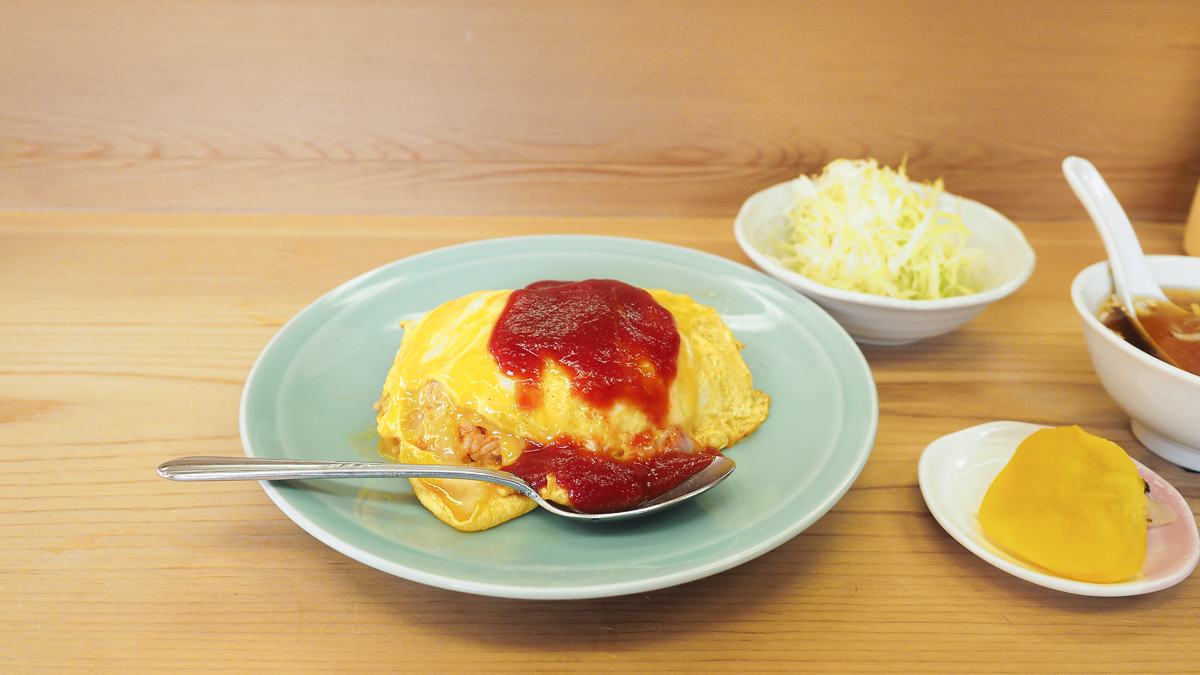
[733,180,1037,312]
[1071,257,1200,386]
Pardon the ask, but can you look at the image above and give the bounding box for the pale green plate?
[240,235,878,599]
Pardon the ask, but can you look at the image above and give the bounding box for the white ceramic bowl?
[734,180,1036,344]
[1072,256,1200,470]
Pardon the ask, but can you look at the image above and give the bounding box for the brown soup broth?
[1098,289,1200,372]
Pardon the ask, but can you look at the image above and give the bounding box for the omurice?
[375,279,769,531]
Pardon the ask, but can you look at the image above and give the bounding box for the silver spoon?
[157,454,735,522]
[1063,156,1193,370]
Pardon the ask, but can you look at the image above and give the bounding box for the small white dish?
[1072,256,1200,470]
[918,421,1199,596]
[734,180,1036,344]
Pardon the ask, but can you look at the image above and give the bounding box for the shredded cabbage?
[772,159,984,300]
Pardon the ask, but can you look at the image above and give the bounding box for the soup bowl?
[1071,255,1200,470]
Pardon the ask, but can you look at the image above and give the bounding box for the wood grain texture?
[2,0,1199,220]
[1,212,1197,674]
[1185,178,1200,255]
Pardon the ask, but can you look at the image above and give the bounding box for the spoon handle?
[1062,156,1168,304]
[157,456,533,493]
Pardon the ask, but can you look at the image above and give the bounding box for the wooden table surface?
[2,212,1197,674]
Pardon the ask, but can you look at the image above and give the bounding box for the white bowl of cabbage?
[734,159,1036,345]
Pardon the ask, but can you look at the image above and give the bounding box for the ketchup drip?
[487,279,680,426]
[505,441,717,513]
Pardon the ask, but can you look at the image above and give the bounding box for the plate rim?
[238,234,880,599]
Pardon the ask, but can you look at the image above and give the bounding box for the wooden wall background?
[2,0,1199,221]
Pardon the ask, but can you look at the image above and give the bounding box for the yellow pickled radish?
[978,426,1147,583]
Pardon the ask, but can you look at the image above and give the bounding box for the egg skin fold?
[978,426,1147,584]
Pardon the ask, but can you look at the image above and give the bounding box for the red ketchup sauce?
[504,442,715,513]
[488,279,679,424]
[488,279,716,513]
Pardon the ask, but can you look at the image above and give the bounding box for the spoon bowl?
[158,454,736,522]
